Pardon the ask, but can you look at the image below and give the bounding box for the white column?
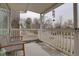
[40,14,44,30]
[39,14,44,41]
[73,3,79,55]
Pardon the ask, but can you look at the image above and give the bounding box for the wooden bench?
[0,36,26,56]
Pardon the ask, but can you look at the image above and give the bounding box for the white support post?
[40,14,45,31]
[39,14,44,41]
[40,14,42,30]
[73,3,79,56]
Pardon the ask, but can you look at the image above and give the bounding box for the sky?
[20,11,40,20]
[20,3,73,25]
[44,3,73,25]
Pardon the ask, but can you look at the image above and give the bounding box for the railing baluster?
[70,31,72,55]
[60,30,62,49]
[65,31,67,52]
[64,31,66,51]
[56,31,58,47]
[59,30,60,48]
[72,32,74,55]
[62,32,65,50]
[53,32,55,46]
[58,30,60,48]
[61,31,63,50]
[60,30,61,49]
[66,32,68,52]
[54,31,57,47]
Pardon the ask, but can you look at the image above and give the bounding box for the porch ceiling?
[0,3,63,14]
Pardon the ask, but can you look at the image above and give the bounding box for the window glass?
[0,8,9,35]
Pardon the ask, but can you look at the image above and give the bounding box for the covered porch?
[0,3,79,56]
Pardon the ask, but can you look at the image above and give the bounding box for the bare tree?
[42,18,54,29]
[62,19,73,28]
[32,18,40,29]
[67,19,73,28]
[54,16,62,29]
[25,18,32,29]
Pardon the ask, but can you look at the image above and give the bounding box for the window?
[0,8,9,35]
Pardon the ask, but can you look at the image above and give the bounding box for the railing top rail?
[41,28,75,32]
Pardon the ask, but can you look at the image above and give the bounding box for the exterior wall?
[0,8,9,35]
[10,10,20,37]
[0,8,21,55]
[10,10,20,29]
[0,8,9,46]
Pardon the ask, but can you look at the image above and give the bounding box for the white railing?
[10,29,39,41]
[38,29,74,55]
[0,28,75,55]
